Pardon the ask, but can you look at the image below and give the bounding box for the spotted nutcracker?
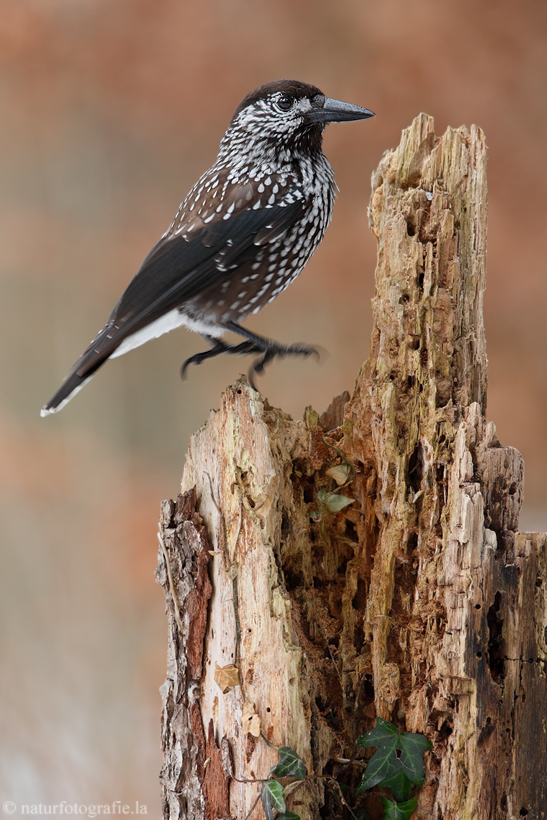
[41,79,374,416]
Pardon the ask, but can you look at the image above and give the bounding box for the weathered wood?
[157,490,217,820]
[179,388,319,820]
[344,114,546,818]
[158,115,547,819]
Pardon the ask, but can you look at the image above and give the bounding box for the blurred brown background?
[1,0,546,809]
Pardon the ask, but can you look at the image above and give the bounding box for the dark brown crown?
[231,79,324,123]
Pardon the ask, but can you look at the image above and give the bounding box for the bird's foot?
[181,337,260,379]
[248,341,319,390]
[181,325,320,390]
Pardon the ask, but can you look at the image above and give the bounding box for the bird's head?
[221,79,375,159]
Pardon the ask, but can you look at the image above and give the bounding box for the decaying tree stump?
[156,114,547,820]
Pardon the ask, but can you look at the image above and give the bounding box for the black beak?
[307,96,375,124]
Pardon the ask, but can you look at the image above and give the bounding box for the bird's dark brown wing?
[50,192,305,399]
[104,195,304,345]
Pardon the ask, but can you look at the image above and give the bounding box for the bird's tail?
[40,325,117,416]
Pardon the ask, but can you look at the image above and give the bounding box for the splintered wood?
[157,115,547,820]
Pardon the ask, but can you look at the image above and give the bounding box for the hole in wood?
[303,482,315,504]
[353,623,364,651]
[362,673,375,701]
[486,591,506,683]
[352,579,367,610]
[345,518,359,543]
[407,531,418,553]
[407,443,424,493]
[437,720,453,742]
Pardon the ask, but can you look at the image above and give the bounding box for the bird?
[41,79,374,416]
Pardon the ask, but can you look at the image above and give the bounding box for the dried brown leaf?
[214,663,240,694]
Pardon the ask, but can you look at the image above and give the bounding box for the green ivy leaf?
[261,779,286,820]
[356,719,430,804]
[324,493,355,513]
[398,733,432,784]
[272,747,307,779]
[326,463,353,485]
[356,744,400,793]
[381,796,418,820]
[379,769,414,803]
[276,813,300,820]
[357,717,400,748]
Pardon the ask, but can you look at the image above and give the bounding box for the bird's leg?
[180,335,260,379]
[224,321,319,390]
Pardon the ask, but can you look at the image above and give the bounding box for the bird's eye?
[277,95,293,112]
